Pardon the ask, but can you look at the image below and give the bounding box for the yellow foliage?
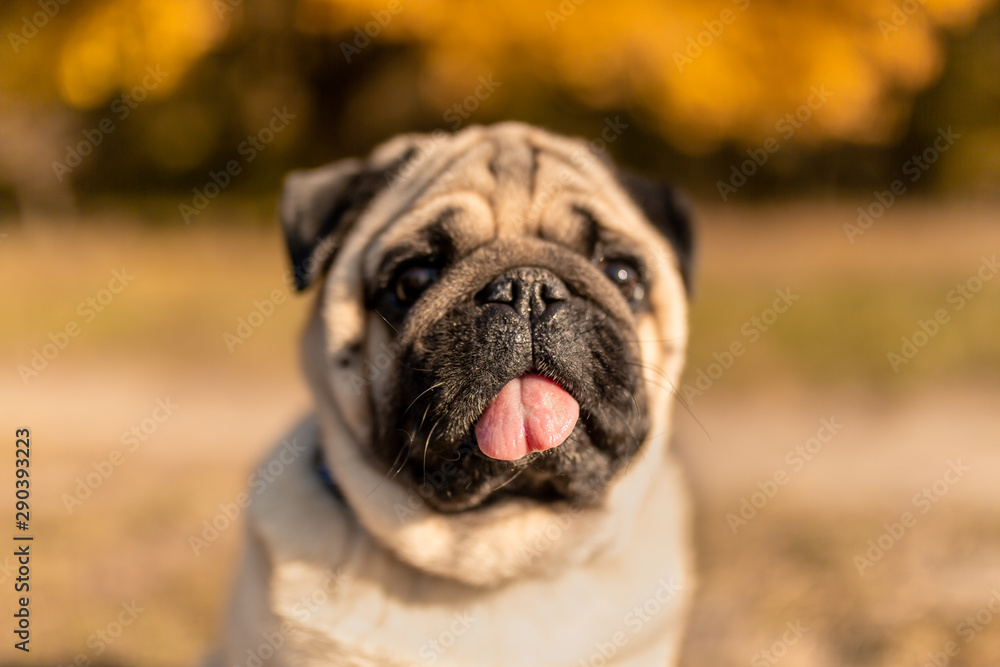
[296,0,997,149]
[2,0,994,153]
[58,0,226,109]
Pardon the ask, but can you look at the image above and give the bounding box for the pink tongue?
[474,374,580,461]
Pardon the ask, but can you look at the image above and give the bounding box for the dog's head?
[281,122,692,584]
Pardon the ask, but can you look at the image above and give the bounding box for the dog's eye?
[393,265,439,306]
[600,259,645,303]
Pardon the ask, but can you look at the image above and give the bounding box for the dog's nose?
[478,267,570,321]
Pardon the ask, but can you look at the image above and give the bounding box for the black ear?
[615,171,696,294]
[281,158,388,291]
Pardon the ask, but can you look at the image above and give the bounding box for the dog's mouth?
[368,261,649,513]
[371,320,647,513]
[473,373,580,461]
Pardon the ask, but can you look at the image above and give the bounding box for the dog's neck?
[295,300,686,586]
[312,446,345,503]
[311,396,672,586]
[245,415,693,666]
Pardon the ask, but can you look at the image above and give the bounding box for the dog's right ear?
[282,141,422,291]
[281,159,377,291]
[614,170,696,295]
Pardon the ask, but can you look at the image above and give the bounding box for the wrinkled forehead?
[318,125,687,356]
[353,125,673,277]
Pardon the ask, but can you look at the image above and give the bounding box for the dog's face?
[371,231,654,513]
[282,123,691,541]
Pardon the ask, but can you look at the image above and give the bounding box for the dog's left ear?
[616,171,696,294]
[281,158,385,291]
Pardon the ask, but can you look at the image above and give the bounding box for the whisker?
[606,366,642,422]
[624,360,712,441]
[619,423,642,475]
[404,382,444,416]
[421,419,441,476]
[398,360,436,373]
[491,467,526,492]
[374,309,399,334]
[389,431,413,478]
[417,401,433,432]
[363,433,412,499]
[624,335,688,345]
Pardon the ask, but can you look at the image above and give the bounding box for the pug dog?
[207,122,695,667]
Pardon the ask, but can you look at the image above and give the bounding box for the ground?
[1,200,998,666]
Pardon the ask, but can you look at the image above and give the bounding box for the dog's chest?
[253,466,691,667]
[270,542,686,667]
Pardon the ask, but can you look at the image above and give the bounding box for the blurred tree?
[0,0,226,214]
[0,0,997,214]
[295,0,996,150]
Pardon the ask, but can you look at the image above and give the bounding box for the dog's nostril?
[478,268,569,319]
[479,277,515,304]
[540,281,569,303]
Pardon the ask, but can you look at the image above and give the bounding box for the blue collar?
[313,447,344,502]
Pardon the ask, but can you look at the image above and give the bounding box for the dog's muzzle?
[477,267,570,322]
[472,267,581,461]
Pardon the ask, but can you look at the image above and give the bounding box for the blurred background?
[1,0,998,665]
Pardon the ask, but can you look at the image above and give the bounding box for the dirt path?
[4,360,998,666]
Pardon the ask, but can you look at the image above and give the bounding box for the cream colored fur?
[208,123,693,666]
